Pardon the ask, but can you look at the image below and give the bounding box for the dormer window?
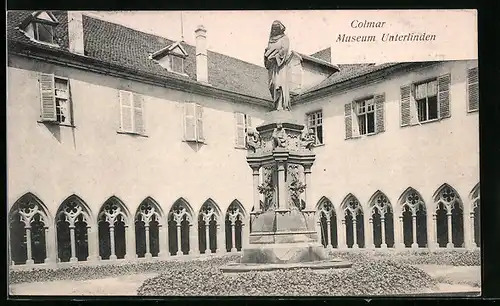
[19,11,59,46]
[150,41,188,75]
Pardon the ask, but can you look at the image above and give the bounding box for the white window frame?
[34,22,55,45]
[235,112,252,148]
[306,110,323,145]
[413,78,439,123]
[170,55,185,74]
[118,90,146,136]
[355,97,376,136]
[53,76,72,126]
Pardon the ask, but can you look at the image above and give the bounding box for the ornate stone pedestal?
[221,111,351,273]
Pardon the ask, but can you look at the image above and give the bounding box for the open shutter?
[184,103,196,141]
[196,104,204,142]
[119,90,133,132]
[234,112,246,148]
[467,67,479,112]
[400,84,411,126]
[438,73,451,119]
[246,115,252,128]
[374,93,385,133]
[39,73,56,121]
[344,102,352,139]
[133,93,144,134]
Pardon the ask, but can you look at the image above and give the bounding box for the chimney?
[195,25,208,83]
[68,11,85,55]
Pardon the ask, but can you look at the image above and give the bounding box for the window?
[400,74,451,127]
[171,55,185,74]
[415,79,438,122]
[306,110,323,145]
[467,66,479,112]
[184,102,204,143]
[34,22,55,44]
[119,90,145,135]
[38,73,72,125]
[235,112,252,148]
[356,97,375,135]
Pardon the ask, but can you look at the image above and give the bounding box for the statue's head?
[270,20,286,37]
[308,128,315,135]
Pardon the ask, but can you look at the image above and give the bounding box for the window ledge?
[117,130,148,138]
[234,146,247,150]
[467,108,479,114]
[183,139,206,144]
[37,120,76,128]
[313,143,325,148]
[416,118,440,125]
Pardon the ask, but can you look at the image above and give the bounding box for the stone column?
[158,224,169,259]
[411,213,418,248]
[431,213,438,249]
[326,218,332,249]
[352,217,358,249]
[217,224,225,254]
[242,218,250,250]
[469,212,476,248]
[303,164,312,209]
[230,222,237,252]
[125,223,136,261]
[276,162,286,210]
[381,216,387,248]
[69,226,77,262]
[446,211,453,248]
[109,225,117,260]
[86,225,100,262]
[252,167,261,212]
[145,224,152,259]
[338,218,347,249]
[204,223,211,254]
[189,222,199,256]
[366,216,374,249]
[25,227,34,264]
[399,216,406,249]
[176,224,182,256]
[45,225,57,264]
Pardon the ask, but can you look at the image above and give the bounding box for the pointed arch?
[226,199,247,219]
[168,197,194,256]
[316,196,336,218]
[470,183,480,248]
[9,192,52,225]
[135,197,165,259]
[368,190,394,248]
[433,183,463,211]
[169,197,195,222]
[200,198,223,220]
[225,199,246,253]
[56,194,94,225]
[135,197,165,223]
[470,183,480,202]
[98,195,131,224]
[340,193,363,214]
[398,187,426,213]
[368,190,393,214]
[316,196,338,249]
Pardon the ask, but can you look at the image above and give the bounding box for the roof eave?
[8,40,272,109]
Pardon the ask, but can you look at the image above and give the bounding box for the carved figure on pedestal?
[246,128,261,153]
[301,128,316,150]
[257,165,276,211]
[272,123,288,149]
[264,20,291,111]
[287,164,306,210]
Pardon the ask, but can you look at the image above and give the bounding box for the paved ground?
[9,265,481,296]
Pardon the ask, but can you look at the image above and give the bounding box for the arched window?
[135,198,163,259]
[168,198,194,256]
[317,197,337,249]
[369,192,394,248]
[198,199,222,254]
[342,195,364,248]
[98,197,130,260]
[225,200,246,252]
[434,184,464,248]
[56,195,92,263]
[399,188,427,248]
[9,193,50,265]
[470,184,480,247]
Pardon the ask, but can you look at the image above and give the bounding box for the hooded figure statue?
[264,20,291,111]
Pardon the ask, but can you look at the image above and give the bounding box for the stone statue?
[272,123,287,148]
[301,128,316,150]
[264,20,291,111]
[246,128,261,153]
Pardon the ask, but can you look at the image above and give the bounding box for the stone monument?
[221,21,351,272]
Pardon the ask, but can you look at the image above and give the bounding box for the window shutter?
[400,84,412,126]
[344,102,352,139]
[119,90,133,132]
[39,73,56,121]
[351,101,360,137]
[438,73,451,119]
[133,93,144,134]
[374,93,385,133]
[246,115,252,128]
[234,112,246,147]
[184,103,196,141]
[196,104,204,142]
[467,67,479,112]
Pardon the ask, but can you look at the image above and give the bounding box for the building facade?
[7,11,480,268]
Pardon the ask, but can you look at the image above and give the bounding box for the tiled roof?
[8,11,411,102]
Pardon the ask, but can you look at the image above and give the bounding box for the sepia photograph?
[6,10,480,297]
